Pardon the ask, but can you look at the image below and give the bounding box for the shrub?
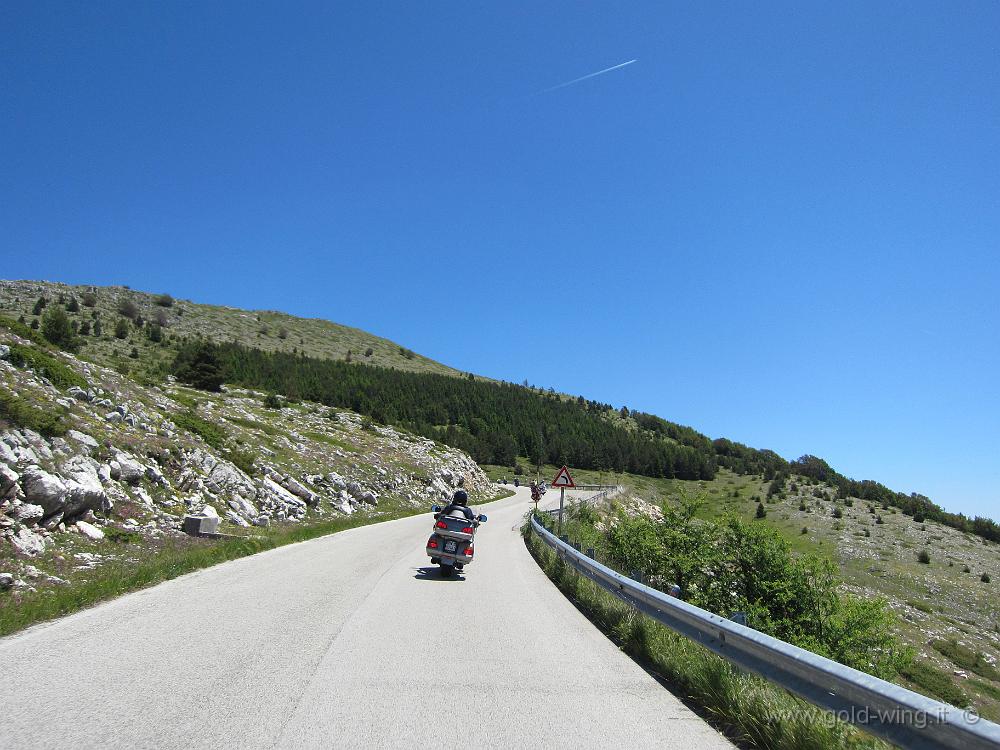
[983,573,992,583]
[79,321,91,336]
[41,307,77,351]
[365,347,373,357]
[277,327,288,340]
[844,498,853,507]
[876,515,884,524]
[863,528,871,537]
[900,660,970,707]
[117,299,140,320]
[263,393,283,409]
[962,565,971,573]
[6,344,87,390]
[0,314,49,346]
[30,319,39,330]
[32,297,47,315]
[832,507,843,519]
[154,308,169,326]
[114,318,130,339]
[755,502,766,519]
[81,291,97,307]
[913,512,925,523]
[154,293,174,307]
[66,297,79,313]
[800,526,808,535]
[798,501,806,511]
[129,347,139,359]
[917,549,931,564]
[147,323,162,343]
[0,387,66,436]
[172,342,224,392]
[171,410,227,450]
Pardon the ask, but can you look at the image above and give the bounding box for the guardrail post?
[585,547,595,559]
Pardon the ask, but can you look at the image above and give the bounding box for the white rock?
[11,503,44,524]
[0,463,19,495]
[20,465,68,515]
[0,572,14,590]
[66,430,99,449]
[105,412,123,423]
[225,510,250,527]
[75,520,105,541]
[11,527,47,556]
[113,453,146,484]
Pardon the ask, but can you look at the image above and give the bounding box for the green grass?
[6,343,88,391]
[899,660,970,707]
[225,414,282,436]
[970,678,1000,702]
[171,410,228,450]
[931,639,1000,681]
[523,524,887,749]
[302,430,358,452]
[906,599,935,614]
[0,385,67,436]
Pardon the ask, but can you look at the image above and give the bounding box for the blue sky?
[2,2,998,519]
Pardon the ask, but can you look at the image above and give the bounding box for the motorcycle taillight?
[464,547,474,556]
[435,521,448,529]
[461,527,474,535]
[428,539,438,549]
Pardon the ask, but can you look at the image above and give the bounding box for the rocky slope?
[0,321,495,597]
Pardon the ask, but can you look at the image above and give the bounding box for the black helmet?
[452,489,469,506]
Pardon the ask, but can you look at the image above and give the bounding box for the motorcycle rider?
[436,488,476,521]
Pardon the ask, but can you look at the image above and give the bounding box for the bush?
[365,347,373,357]
[913,512,925,523]
[917,549,931,564]
[81,291,97,307]
[32,297,46,316]
[6,344,87,390]
[66,297,79,313]
[277,327,288,340]
[154,293,174,307]
[755,502,766,519]
[876,515,884,524]
[798,501,806,511]
[41,307,77,351]
[0,315,49,346]
[0,387,66,436]
[832,507,843,519]
[114,318,130,339]
[263,393,283,409]
[129,347,139,359]
[147,323,162,343]
[117,299,140,320]
[900,660,970,707]
[172,343,225,392]
[801,526,808,535]
[863,528,871,537]
[171,410,227,450]
[983,573,992,583]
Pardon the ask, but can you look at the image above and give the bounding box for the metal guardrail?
[530,515,1000,750]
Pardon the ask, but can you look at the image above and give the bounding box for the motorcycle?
[426,505,488,577]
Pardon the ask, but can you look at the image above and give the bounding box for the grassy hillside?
[0,279,463,380]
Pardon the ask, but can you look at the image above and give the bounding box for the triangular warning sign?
[551,465,575,488]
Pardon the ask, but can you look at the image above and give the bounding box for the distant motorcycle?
[426,505,488,577]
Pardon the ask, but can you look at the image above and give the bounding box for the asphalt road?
[0,487,733,749]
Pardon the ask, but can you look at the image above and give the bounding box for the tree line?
[170,340,1000,544]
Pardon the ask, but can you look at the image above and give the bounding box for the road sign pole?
[558,487,565,533]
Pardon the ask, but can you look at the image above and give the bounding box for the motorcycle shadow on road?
[412,567,466,581]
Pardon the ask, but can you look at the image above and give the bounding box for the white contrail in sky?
[539,58,638,94]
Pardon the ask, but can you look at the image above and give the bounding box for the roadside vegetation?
[524,515,890,750]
